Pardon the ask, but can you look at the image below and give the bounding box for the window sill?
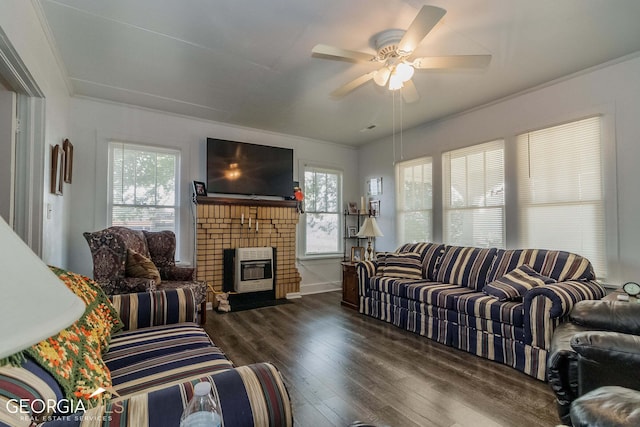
[297,254,343,262]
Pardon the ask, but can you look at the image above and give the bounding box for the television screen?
[206,138,293,198]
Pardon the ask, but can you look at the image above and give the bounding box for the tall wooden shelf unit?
[343,211,366,261]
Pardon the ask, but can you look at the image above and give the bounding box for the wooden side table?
[341,262,359,310]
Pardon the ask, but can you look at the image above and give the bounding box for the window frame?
[395,156,433,244]
[442,139,505,248]
[516,116,607,278]
[300,163,343,259]
[107,141,181,247]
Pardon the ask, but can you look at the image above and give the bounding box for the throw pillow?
[382,252,423,280]
[484,264,556,301]
[126,249,161,284]
[375,252,392,276]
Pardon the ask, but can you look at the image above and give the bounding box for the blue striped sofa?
[0,287,292,426]
[357,243,606,380]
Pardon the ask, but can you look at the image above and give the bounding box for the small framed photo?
[193,180,207,196]
[347,226,358,238]
[347,202,358,215]
[351,246,365,263]
[369,200,380,217]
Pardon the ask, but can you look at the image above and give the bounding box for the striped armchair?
[358,244,606,380]
[1,273,292,427]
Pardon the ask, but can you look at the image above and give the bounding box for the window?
[109,142,180,234]
[303,165,341,255]
[443,140,505,248]
[396,157,433,243]
[517,116,605,276]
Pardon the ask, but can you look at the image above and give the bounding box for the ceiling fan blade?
[398,5,446,54]
[312,44,375,63]
[401,80,420,103]
[330,71,377,99]
[412,55,492,69]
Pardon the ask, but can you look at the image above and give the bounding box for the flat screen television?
[206,138,294,198]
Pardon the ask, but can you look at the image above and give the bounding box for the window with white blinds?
[517,116,605,277]
[303,165,342,255]
[396,157,433,243]
[443,140,505,248]
[109,142,180,235]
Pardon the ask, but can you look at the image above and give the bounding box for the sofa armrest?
[160,265,195,281]
[41,363,292,427]
[547,322,589,424]
[356,261,378,300]
[109,288,198,331]
[524,280,605,349]
[570,300,640,335]
[571,331,640,395]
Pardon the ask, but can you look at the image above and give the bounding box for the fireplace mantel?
[195,197,301,299]
[196,196,297,208]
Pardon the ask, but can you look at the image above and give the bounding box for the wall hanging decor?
[50,144,64,195]
[63,139,73,183]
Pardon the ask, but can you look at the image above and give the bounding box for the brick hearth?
[195,197,301,299]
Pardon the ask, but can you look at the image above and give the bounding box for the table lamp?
[356,217,384,261]
[0,216,85,359]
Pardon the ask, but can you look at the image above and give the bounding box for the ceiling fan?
[312,5,491,103]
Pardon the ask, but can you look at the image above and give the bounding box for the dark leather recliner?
[547,299,640,425]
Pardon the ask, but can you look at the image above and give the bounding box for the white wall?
[66,98,358,292]
[0,0,71,265]
[358,53,640,284]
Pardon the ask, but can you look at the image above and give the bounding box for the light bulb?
[373,67,391,86]
[395,62,415,82]
[388,72,404,90]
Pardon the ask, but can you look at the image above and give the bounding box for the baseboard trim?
[300,281,341,296]
[286,292,301,300]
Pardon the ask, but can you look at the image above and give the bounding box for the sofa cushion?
[454,292,525,326]
[105,323,234,397]
[126,248,161,284]
[368,277,475,309]
[436,246,497,290]
[487,249,595,283]
[396,242,445,280]
[382,252,423,279]
[484,265,556,301]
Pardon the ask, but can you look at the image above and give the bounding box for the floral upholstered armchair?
[83,226,208,323]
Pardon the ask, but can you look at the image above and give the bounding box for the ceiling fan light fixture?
[395,62,415,82]
[373,67,391,86]
[388,72,404,90]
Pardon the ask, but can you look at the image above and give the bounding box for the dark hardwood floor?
[204,291,561,427]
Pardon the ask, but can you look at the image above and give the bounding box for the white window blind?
[304,166,341,255]
[517,116,605,277]
[109,142,180,235]
[396,157,433,243]
[443,140,505,248]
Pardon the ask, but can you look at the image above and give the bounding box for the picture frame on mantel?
[193,180,207,197]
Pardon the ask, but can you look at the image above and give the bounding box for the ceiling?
[37,0,640,146]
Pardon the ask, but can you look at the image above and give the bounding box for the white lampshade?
[0,216,85,359]
[356,217,384,238]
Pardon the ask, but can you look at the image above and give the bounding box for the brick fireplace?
[195,197,301,299]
